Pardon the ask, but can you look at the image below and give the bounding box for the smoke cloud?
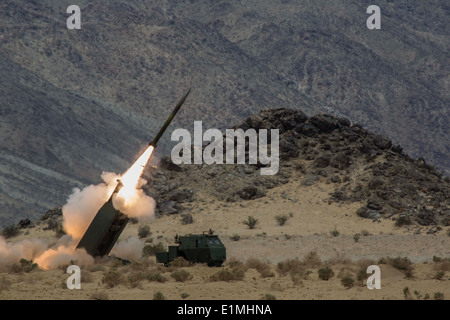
[0,165,156,269]
[110,237,144,261]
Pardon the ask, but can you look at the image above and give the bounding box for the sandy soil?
[1,176,448,300]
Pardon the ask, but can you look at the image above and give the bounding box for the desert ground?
[1,173,449,300]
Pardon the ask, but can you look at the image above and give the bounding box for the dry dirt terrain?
[1,172,449,300]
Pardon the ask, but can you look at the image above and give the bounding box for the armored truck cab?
[156,230,226,267]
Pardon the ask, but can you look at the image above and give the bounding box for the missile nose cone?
[149,89,191,147]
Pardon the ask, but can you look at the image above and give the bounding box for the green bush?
[243,216,258,229]
[10,259,39,273]
[275,214,289,226]
[434,292,444,300]
[261,293,276,300]
[395,215,412,227]
[434,271,445,280]
[180,292,190,299]
[153,291,166,300]
[138,225,151,238]
[330,228,339,237]
[2,225,19,239]
[318,267,334,280]
[302,251,322,268]
[341,275,355,289]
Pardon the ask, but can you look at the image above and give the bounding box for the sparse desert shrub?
[90,291,109,300]
[277,258,304,276]
[275,214,289,226]
[230,234,240,241]
[302,251,322,268]
[171,270,193,282]
[360,230,370,236]
[180,292,190,299]
[146,272,167,283]
[341,275,355,289]
[243,216,258,229]
[353,233,361,242]
[403,287,412,300]
[127,272,145,288]
[210,268,245,282]
[447,229,450,237]
[261,293,276,300]
[330,228,339,237]
[395,215,412,227]
[10,259,39,273]
[142,242,166,256]
[102,270,124,288]
[153,291,166,300]
[357,269,367,285]
[181,213,194,225]
[2,225,19,239]
[433,292,444,300]
[246,258,270,274]
[423,293,430,300]
[171,256,190,267]
[129,260,151,272]
[434,271,445,280]
[138,225,151,239]
[389,257,414,278]
[269,281,284,292]
[433,260,450,272]
[432,255,442,262]
[226,258,245,269]
[318,267,334,281]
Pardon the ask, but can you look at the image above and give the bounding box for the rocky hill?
[0,0,448,227]
[142,109,449,230]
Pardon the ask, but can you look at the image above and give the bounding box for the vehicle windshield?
[207,238,222,246]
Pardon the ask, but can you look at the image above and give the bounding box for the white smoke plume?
[0,164,156,269]
[110,237,144,261]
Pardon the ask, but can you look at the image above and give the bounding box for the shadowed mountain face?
[0,0,448,226]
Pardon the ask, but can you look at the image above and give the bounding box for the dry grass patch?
[246,258,274,278]
[171,269,193,282]
[210,268,245,282]
[277,258,304,277]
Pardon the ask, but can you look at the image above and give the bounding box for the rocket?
[76,90,191,258]
[149,88,191,147]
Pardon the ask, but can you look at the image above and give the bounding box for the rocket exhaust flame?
[0,91,190,269]
[117,145,154,203]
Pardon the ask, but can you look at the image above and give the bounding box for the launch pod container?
[156,230,226,267]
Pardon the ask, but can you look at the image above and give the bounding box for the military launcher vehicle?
[156,230,226,267]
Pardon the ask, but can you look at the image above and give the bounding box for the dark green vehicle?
[156,230,226,267]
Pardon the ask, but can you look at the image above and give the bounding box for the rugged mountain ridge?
[0,0,448,227]
[142,108,449,230]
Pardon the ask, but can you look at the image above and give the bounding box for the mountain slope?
[0,0,448,227]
